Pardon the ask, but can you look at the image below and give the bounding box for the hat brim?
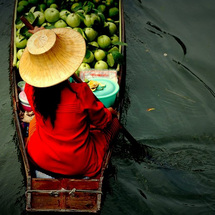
[19,28,86,88]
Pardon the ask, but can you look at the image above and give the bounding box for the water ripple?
[146,21,187,55]
[172,59,215,98]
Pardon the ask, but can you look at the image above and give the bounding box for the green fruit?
[107,53,115,67]
[15,35,27,49]
[84,14,92,27]
[18,1,29,7]
[94,49,106,61]
[84,13,100,27]
[54,19,67,28]
[44,8,60,23]
[94,60,108,70]
[34,11,46,26]
[105,22,117,35]
[66,13,81,27]
[97,4,106,13]
[16,22,24,29]
[50,3,58,9]
[16,60,20,69]
[111,34,119,44]
[83,50,94,63]
[59,10,70,21]
[91,13,99,22]
[17,49,24,60]
[84,28,98,42]
[17,5,25,13]
[109,7,119,18]
[78,63,91,72]
[97,35,111,49]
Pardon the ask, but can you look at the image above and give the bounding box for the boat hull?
[10,0,125,213]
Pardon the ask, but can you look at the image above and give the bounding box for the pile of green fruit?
[15,0,125,75]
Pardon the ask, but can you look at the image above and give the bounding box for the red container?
[20,102,32,112]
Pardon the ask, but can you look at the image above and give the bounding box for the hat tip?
[27,29,57,55]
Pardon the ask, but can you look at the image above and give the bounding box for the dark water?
[0,0,215,214]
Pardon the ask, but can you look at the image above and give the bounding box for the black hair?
[33,80,74,128]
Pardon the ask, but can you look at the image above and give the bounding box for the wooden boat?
[10,0,125,213]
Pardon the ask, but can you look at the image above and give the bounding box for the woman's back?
[25,82,112,177]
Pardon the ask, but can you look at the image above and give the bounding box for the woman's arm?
[81,83,113,129]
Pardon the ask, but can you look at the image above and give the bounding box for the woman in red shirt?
[19,28,121,178]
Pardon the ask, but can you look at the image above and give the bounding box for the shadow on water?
[111,134,215,214]
[113,134,215,173]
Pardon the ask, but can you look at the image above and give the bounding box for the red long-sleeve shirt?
[25,82,112,177]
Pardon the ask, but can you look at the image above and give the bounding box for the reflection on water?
[111,135,215,215]
[1,0,215,214]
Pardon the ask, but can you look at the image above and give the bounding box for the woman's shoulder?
[69,82,96,105]
[70,82,88,89]
[24,83,32,90]
[24,83,34,95]
[70,82,91,95]
[61,82,89,100]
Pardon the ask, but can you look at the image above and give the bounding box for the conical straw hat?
[19,28,86,87]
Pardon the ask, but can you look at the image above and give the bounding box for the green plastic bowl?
[17,80,26,91]
[91,78,119,108]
